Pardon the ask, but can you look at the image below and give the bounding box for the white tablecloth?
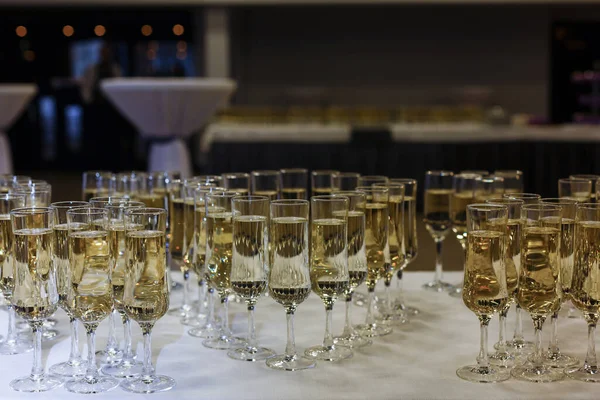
[0,84,37,174]
[102,78,236,177]
[0,271,596,400]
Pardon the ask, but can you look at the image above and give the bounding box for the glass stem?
[476,315,491,371]
[497,308,508,352]
[246,301,257,350]
[342,293,353,336]
[323,304,334,349]
[365,288,375,325]
[30,323,44,381]
[183,269,190,309]
[435,239,443,284]
[68,317,81,363]
[123,315,133,360]
[84,326,98,384]
[6,305,16,344]
[548,311,560,355]
[584,315,599,371]
[284,308,297,360]
[396,270,405,306]
[206,288,215,325]
[531,316,546,370]
[221,296,229,336]
[106,311,117,350]
[384,282,392,314]
[141,326,155,381]
[198,280,207,315]
[514,304,525,342]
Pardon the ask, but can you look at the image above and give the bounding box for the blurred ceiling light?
[63,25,74,37]
[15,26,27,37]
[94,25,106,37]
[177,41,187,52]
[141,25,153,36]
[24,50,35,62]
[172,24,184,36]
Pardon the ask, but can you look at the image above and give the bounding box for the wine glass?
[47,201,90,377]
[279,168,308,200]
[494,170,524,194]
[355,186,392,337]
[266,199,315,371]
[570,174,599,201]
[120,208,175,393]
[227,195,275,361]
[304,195,352,362]
[456,204,510,383]
[0,194,30,355]
[311,170,340,196]
[332,191,371,348]
[203,192,244,349]
[222,172,251,194]
[13,184,52,207]
[484,198,523,368]
[474,176,504,202]
[251,170,281,201]
[114,171,145,198]
[389,178,420,316]
[511,203,564,383]
[422,170,453,292]
[82,171,115,201]
[333,172,360,191]
[447,173,480,298]
[559,178,592,202]
[10,207,62,392]
[566,202,600,382]
[64,207,119,393]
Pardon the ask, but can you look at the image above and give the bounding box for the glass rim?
[485,197,524,205]
[358,174,387,180]
[503,192,541,199]
[251,170,281,176]
[571,174,600,180]
[1,193,26,200]
[576,202,600,210]
[222,172,251,178]
[454,173,482,180]
[425,170,453,176]
[460,170,489,175]
[124,207,167,216]
[356,186,389,193]
[90,196,128,202]
[10,206,53,216]
[232,195,270,203]
[310,195,349,202]
[270,199,309,206]
[104,201,146,210]
[311,170,340,176]
[494,169,523,176]
[373,182,405,189]
[205,192,239,200]
[66,207,107,216]
[279,168,308,174]
[50,201,90,208]
[13,186,51,193]
[390,178,417,185]
[83,170,114,177]
[334,172,360,178]
[475,176,504,183]
[559,177,593,184]
[540,198,579,205]
[467,203,508,212]
[522,204,562,212]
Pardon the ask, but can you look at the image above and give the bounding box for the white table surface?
[0,271,596,400]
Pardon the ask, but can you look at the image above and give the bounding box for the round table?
[101,78,236,178]
[0,84,38,174]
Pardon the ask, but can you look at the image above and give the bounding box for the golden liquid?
[364,202,389,289]
[231,280,267,299]
[560,218,575,299]
[347,211,367,290]
[54,223,83,313]
[310,218,349,302]
[170,198,185,260]
[124,230,169,323]
[0,216,14,299]
[311,187,334,196]
[402,196,418,265]
[181,198,195,272]
[69,230,112,324]
[450,192,474,248]
[268,216,310,307]
[462,230,508,315]
[138,193,165,209]
[108,222,143,313]
[83,188,110,202]
[517,226,561,315]
[562,193,592,203]
[193,205,206,277]
[253,190,278,201]
[424,189,452,240]
[281,188,307,200]
[505,220,522,298]
[13,228,57,321]
[571,221,600,314]
[387,195,404,281]
[231,215,268,300]
[206,212,233,295]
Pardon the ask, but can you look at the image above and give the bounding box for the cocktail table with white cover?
[0,84,38,174]
[101,78,236,178]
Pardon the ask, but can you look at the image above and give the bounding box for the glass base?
[304,344,353,362]
[497,338,534,352]
[42,329,59,342]
[380,312,409,325]
[188,323,221,339]
[266,354,316,371]
[202,335,244,350]
[334,332,372,349]
[167,305,191,318]
[10,375,63,392]
[566,365,600,382]
[49,359,88,377]
[448,286,462,298]
[355,322,393,337]
[120,375,176,393]
[65,375,119,394]
[352,293,367,308]
[181,315,203,327]
[537,351,579,368]
[227,346,275,362]
[96,347,124,365]
[0,337,32,355]
[393,302,420,316]
[511,363,565,383]
[489,350,516,368]
[456,365,511,383]
[101,360,144,378]
[422,280,453,292]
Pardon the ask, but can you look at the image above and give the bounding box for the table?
[0,271,596,399]
[0,84,38,174]
[102,78,236,178]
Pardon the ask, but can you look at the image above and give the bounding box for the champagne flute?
[357,175,388,187]
[228,195,275,361]
[422,170,453,292]
[390,178,420,315]
[333,172,360,191]
[511,204,564,383]
[47,201,90,377]
[120,208,175,393]
[0,194,31,355]
[533,198,579,368]
[13,185,52,207]
[252,170,281,201]
[461,170,488,176]
[280,168,308,200]
[203,192,244,349]
[10,207,62,392]
[355,186,392,337]
[566,202,600,382]
[448,173,479,298]
[0,175,31,191]
[485,198,523,368]
[64,207,119,393]
[559,178,592,202]
[222,172,251,194]
[114,171,145,198]
[82,171,115,202]
[494,170,524,194]
[195,175,223,186]
[311,170,340,196]
[456,204,510,383]
[332,191,371,348]
[474,176,504,202]
[89,196,129,208]
[305,195,352,362]
[266,199,315,371]
[570,174,599,201]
